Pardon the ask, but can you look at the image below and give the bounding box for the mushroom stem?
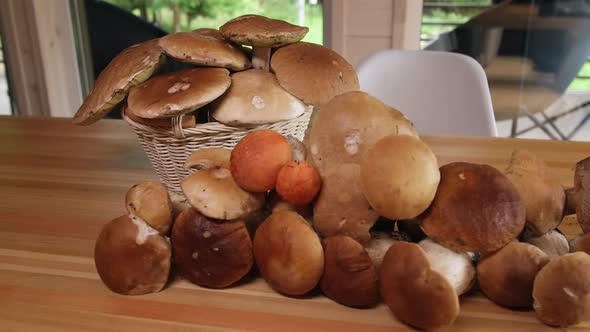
[252,47,271,71]
[564,187,578,216]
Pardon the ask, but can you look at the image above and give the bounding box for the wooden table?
[1,116,589,331]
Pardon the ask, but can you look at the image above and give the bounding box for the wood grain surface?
[1,116,589,331]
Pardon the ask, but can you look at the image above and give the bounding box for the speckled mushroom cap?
[220,15,308,48]
[159,29,251,71]
[128,67,231,119]
[271,42,359,105]
[73,39,164,125]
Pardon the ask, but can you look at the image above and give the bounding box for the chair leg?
[566,110,590,140]
[515,99,590,136]
[510,115,518,138]
[523,110,559,140]
[539,111,568,140]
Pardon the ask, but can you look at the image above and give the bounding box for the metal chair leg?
[510,115,518,138]
[523,110,559,140]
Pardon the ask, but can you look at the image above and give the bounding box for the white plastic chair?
[357,50,498,137]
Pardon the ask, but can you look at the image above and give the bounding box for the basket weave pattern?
[123,108,313,194]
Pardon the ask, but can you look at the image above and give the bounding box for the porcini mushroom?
[364,231,405,272]
[418,239,476,296]
[532,252,590,327]
[159,29,250,71]
[181,167,265,220]
[171,208,253,288]
[320,235,379,308]
[276,160,322,206]
[522,229,570,257]
[504,150,565,236]
[123,104,196,129]
[380,242,460,330]
[210,69,307,127]
[220,14,308,71]
[421,162,526,252]
[271,42,359,105]
[268,191,313,221]
[183,148,231,170]
[564,156,590,233]
[73,39,164,125]
[307,91,418,170]
[570,232,590,255]
[477,242,550,308]
[128,67,231,119]
[125,181,173,235]
[94,215,171,295]
[286,135,306,162]
[253,210,324,296]
[230,130,292,192]
[313,164,380,243]
[361,134,440,220]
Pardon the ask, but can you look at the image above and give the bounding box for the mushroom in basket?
[565,156,590,233]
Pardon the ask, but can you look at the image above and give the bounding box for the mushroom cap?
[128,67,231,119]
[230,130,292,192]
[320,235,379,308]
[379,242,460,330]
[73,39,163,125]
[210,69,306,127]
[171,208,253,288]
[125,181,173,235]
[361,134,440,220]
[159,30,250,71]
[123,104,196,128]
[418,239,476,296]
[183,148,231,170]
[523,229,570,257]
[574,157,590,233]
[421,162,526,252]
[572,233,590,255]
[505,150,565,236]
[477,242,549,308]
[271,42,360,106]
[308,91,418,170]
[94,215,170,295]
[313,163,380,243]
[533,252,590,327]
[276,160,322,206]
[181,167,265,220]
[253,210,324,296]
[220,14,308,48]
[364,231,400,272]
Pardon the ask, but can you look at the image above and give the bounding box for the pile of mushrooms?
[85,14,590,331]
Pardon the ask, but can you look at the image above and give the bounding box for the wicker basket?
[122,107,313,194]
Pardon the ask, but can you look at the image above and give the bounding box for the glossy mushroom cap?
[159,29,250,71]
[94,215,171,295]
[361,135,440,220]
[181,167,265,220]
[418,239,476,296]
[276,160,322,206]
[421,162,526,252]
[380,242,460,330]
[308,91,418,170]
[183,148,231,171]
[533,252,590,327]
[125,181,173,235]
[504,150,565,236]
[128,67,230,119]
[522,229,570,257]
[210,69,306,127]
[320,235,379,308]
[313,164,380,243]
[230,130,292,192]
[271,42,360,106]
[219,14,308,48]
[73,39,163,125]
[478,242,550,308]
[253,210,324,296]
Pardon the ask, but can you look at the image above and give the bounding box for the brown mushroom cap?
[504,150,565,236]
[123,104,196,129]
[94,215,171,295]
[181,167,265,220]
[128,67,231,119]
[361,135,440,220]
[533,252,590,327]
[171,208,253,288]
[159,30,250,71]
[253,210,324,296]
[571,232,590,255]
[308,91,418,170]
[210,69,306,127]
[271,42,360,106]
[320,235,379,308]
[183,148,231,170]
[574,157,590,233]
[380,242,460,330]
[73,39,163,125]
[219,15,308,48]
[125,181,173,235]
[313,164,380,243]
[523,229,570,257]
[477,242,550,308]
[421,162,526,252]
[364,231,400,272]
